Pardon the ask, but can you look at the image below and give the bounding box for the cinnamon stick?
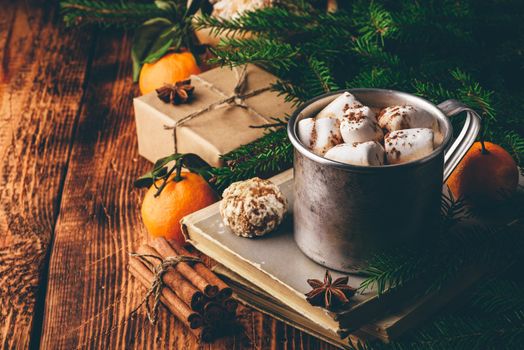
[200,326,215,343]
[202,301,225,324]
[223,298,238,314]
[337,328,350,339]
[166,240,233,299]
[151,239,218,297]
[128,257,203,337]
[136,245,206,311]
[129,263,212,338]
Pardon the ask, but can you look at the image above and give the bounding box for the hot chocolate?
[297,92,441,166]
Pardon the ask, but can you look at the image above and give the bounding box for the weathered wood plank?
[0,1,93,349]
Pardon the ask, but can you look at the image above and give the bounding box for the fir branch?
[359,221,524,295]
[412,80,456,103]
[357,248,426,294]
[440,188,469,228]
[390,0,474,47]
[353,2,397,45]
[209,128,293,192]
[193,7,312,37]
[352,37,400,68]
[450,68,496,121]
[346,67,403,89]
[304,56,340,96]
[500,130,524,167]
[412,68,496,123]
[472,279,524,315]
[209,37,299,71]
[271,80,309,106]
[60,0,168,28]
[412,69,498,140]
[351,314,524,350]
[194,6,355,40]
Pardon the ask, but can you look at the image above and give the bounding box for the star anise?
[305,270,356,311]
[156,79,194,105]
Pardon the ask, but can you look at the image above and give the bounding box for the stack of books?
[181,170,483,348]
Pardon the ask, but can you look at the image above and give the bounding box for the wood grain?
[0,1,93,349]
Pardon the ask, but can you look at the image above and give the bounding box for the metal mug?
[287,89,481,273]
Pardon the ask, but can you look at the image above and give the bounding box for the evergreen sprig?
[502,130,524,166]
[209,127,293,192]
[272,80,310,106]
[193,7,311,37]
[61,0,168,28]
[472,279,524,315]
[359,219,524,296]
[304,57,340,96]
[350,314,524,350]
[209,38,299,72]
[352,2,397,45]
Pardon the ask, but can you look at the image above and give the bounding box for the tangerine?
[139,52,201,95]
[446,141,519,204]
[141,172,218,244]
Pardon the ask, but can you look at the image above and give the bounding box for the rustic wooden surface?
[0,1,336,349]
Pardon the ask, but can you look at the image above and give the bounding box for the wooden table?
[0,1,336,349]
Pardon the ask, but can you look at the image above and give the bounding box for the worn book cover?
[212,263,483,347]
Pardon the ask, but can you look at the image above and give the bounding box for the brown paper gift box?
[134,64,295,167]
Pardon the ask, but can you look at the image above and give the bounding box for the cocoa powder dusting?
[310,119,318,148]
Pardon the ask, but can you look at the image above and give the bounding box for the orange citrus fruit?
[141,172,218,244]
[447,141,519,204]
[139,52,201,95]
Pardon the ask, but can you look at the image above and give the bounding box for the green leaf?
[134,154,183,188]
[154,0,178,13]
[131,17,174,82]
[153,153,183,170]
[134,173,154,188]
[181,153,212,179]
[142,37,174,64]
[185,0,202,17]
[134,167,167,188]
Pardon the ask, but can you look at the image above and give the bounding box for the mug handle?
[437,99,482,182]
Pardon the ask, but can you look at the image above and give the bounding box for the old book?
[212,264,356,349]
[212,263,483,347]
[180,169,486,346]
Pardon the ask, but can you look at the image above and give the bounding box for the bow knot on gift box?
[134,64,294,167]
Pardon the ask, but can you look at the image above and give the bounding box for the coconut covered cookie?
[220,177,287,238]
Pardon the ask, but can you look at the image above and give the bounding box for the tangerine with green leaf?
[141,171,218,244]
[446,141,519,205]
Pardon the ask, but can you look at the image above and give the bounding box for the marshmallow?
[378,105,436,132]
[384,128,434,164]
[340,116,383,144]
[316,92,363,120]
[324,141,385,166]
[298,117,342,155]
[345,105,377,123]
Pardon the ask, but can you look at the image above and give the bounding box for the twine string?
[168,65,272,153]
[130,252,202,325]
[233,64,248,96]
